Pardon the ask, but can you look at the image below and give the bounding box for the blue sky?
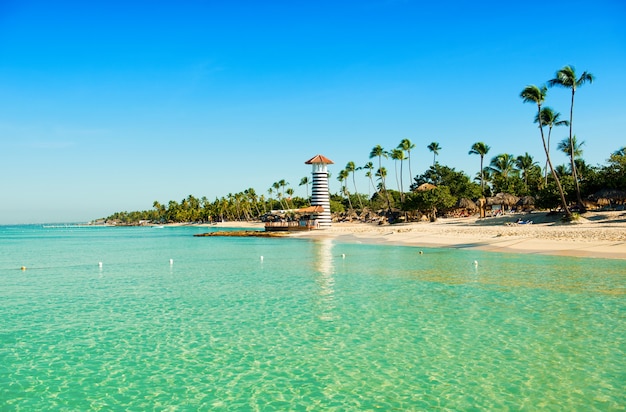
[1,0,625,224]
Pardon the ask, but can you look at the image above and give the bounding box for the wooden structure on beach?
[264,206,324,231]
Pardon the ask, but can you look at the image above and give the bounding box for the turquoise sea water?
[1,225,624,411]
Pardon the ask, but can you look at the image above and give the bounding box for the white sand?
[292,211,626,260]
[186,211,626,259]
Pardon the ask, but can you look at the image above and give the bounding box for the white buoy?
[260,256,264,262]
[98,262,103,268]
[473,260,478,266]
[419,250,423,255]
[170,259,174,265]
[342,253,346,259]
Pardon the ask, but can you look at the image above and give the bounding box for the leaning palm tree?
[520,84,571,218]
[398,138,416,188]
[535,107,569,184]
[345,161,363,209]
[427,142,441,166]
[548,65,594,211]
[468,142,491,195]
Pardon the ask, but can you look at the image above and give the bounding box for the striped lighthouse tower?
[305,154,333,229]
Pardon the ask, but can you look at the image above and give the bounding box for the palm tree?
[468,142,491,195]
[548,65,594,211]
[427,142,441,166]
[535,107,569,184]
[375,166,392,212]
[370,145,387,171]
[272,181,285,210]
[363,161,376,200]
[489,153,516,180]
[558,135,585,182]
[390,148,405,197]
[337,169,353,212]
[520,84,571,218]
[369,145,388,201]
[515,152,538,191]
[299,176,310,203]
[345,161,363,209]
[398,138,415,189]
[557,135,585,158]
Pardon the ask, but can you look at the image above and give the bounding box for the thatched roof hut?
[592,189,626,206]
[516,196,535,210]
[487,192,519,207]
[416,183,437,192]
[456,197,477,210]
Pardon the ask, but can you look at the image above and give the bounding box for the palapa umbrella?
[456,197,477,210]
[517,195,535,207]
[592,189,626,205]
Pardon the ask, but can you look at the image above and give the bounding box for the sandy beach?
[208,211,626,260]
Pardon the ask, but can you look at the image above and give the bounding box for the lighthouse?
[305,154,333,229]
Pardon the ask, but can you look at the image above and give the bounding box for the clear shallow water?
[1,225,624,410]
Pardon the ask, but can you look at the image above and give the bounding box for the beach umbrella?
[517,196,535,207]
[416,183,437,192]
[592,189,626,204]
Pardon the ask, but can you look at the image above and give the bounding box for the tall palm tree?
[345,161,363,209]
[398,138,416,189]
[369,145,388,201]
[337,169,353,211]
[468,142,491,195]
[299,176,310,203]
[390,148,405,197]
[520,84,571,218]
[548,65,594,211]
[427,142,441,166]
[535,107,569,184]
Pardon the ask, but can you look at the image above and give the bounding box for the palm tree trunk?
[539,108,571,219]
[568,89,585,212]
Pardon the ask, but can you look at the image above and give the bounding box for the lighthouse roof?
[305,154,334,165]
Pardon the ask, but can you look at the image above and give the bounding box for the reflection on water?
[314,238,336,322]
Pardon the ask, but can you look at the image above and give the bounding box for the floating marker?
[260,256,264,262]
[473,260,478,266]
[21,266,26,271]
[170,259,174,265]
[98,262,103,268]
[342,253,346,259]
[419,251,423,255]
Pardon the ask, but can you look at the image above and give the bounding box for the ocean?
[1,224,624,410]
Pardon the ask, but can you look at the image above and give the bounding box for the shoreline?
[294,212,626,260]
[198,211,626,260]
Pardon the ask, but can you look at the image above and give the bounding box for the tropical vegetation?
[103,66,625,225]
